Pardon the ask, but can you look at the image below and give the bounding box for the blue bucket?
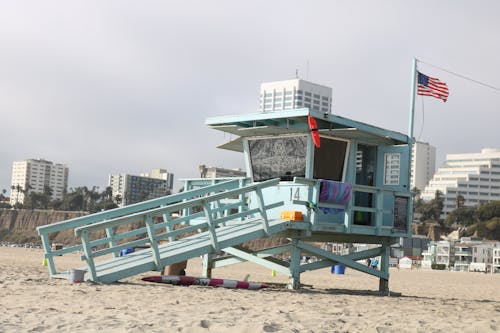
[120,248,135,256]
[333,264,345,274]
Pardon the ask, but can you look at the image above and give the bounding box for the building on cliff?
[108,169,174,206]
[421,148,500,217]
[198,165,246,178]
[10,159,68,206]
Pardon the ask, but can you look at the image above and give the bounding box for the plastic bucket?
[333,265,345,274]
[120,248,135,256]
[68,269,86,283]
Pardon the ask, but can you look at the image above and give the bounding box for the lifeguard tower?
[37,108,412,292]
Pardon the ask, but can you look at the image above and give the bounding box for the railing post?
[202,201,219,251]
[214,200,225,226]
[375,189,384,234]
[311,181,321,225]
[145,214,161,270]
[255,187,270,235]
[345,190,354,232]
[105,227,119,258]
[80,230,98,281]
[163,209,174,242]
[238,178,245,220]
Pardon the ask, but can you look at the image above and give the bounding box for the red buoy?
[308,116,320,148]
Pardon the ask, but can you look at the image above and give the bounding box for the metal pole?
[407,58,418,237]
[408,58,418,143]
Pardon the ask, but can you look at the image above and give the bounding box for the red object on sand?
[142,275,269,290]
[308,116,320,148]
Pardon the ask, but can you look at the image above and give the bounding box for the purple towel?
[318,180,352,214]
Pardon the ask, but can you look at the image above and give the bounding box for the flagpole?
[408,58,417,144]
[407,58,417,237]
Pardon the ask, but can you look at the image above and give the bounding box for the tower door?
[376,144,410,228]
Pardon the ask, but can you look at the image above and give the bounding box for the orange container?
[280,210,303,221]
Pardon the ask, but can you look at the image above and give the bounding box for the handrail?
[37,178,242,234]
[74,179,279,236]
[37,178,244,277]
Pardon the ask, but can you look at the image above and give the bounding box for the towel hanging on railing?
[318,180,352,214]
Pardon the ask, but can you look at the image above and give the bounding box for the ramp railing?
[73,178,283,281]
[37,178,247,277]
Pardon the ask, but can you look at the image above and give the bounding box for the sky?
[1,1,499,193]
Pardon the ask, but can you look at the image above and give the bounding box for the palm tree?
[114,194,122,206]
[10,184,25,207]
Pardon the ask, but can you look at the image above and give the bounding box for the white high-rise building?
[411,141,436,192]
[421,148,500,217]
[10,159,69,205]
[259,79,332,113]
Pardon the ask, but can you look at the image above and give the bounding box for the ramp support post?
[40,233,56,276]
[288,238,301,290]
[202,253,215,278]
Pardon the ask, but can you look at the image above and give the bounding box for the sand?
[0,247,499,333]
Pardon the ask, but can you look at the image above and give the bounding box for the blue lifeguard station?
[37,108,412,292]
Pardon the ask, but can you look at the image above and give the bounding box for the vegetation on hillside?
[414,189,500,241]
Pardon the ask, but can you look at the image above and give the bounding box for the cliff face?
[0,209,87,245]
[0,209,292,251]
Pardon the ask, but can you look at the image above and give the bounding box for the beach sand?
[0,247,499,332]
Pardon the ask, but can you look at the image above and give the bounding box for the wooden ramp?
[88,218,289,283]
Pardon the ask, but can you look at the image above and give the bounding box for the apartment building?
[259,79,332,113]
[140,168,174,191]
[109,169,174,206]
[422,238,500,272]
[10,159,68,205]
[422,240,454,269]
[421,148,500,217]
[493,247,500,273]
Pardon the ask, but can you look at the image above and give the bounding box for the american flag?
[417,71,449,102]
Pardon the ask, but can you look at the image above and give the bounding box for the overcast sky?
[1,1,499,193]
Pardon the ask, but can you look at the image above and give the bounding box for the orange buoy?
[308,116,320,148]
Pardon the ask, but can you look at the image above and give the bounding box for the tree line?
[0,186,122,213]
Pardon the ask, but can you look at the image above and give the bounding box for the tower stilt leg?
[379,241,390,295]
[288,238,301,290]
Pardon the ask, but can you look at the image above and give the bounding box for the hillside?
[0,209,87,245]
